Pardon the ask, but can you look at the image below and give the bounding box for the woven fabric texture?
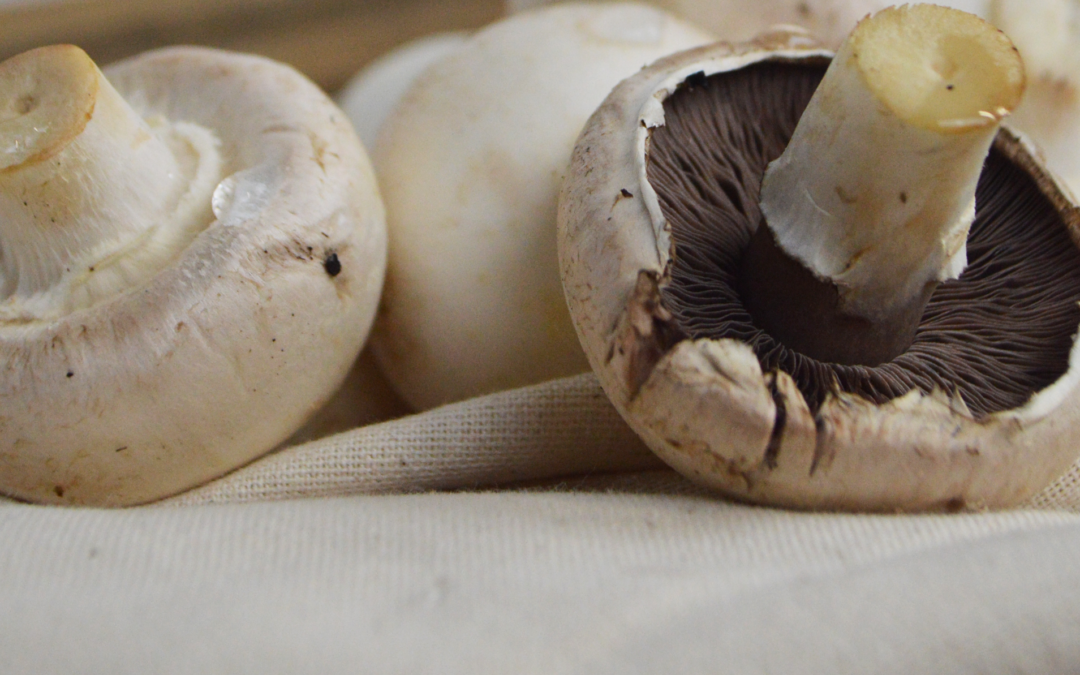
[6,365,1080,673]
[167,369,1080,511]
[168,372,663,505]
[3,492,1079,673]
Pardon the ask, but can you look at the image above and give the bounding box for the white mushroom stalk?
[0,45,222,320]
[743,4,1025,364]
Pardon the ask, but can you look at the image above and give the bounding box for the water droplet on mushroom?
[211,166,276,224]
[210,176,235,220]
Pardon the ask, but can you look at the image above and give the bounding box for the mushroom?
[505,0,893,49]
[942,0,991,16]
[986,0,1080,195]
[337,32,468,152]
[558,5,1080,511]
[370,2,713,411]
[0,45,386,506]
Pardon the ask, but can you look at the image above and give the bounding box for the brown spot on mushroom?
[809,412,834,476]
[130,128,152,149]
[324,252,342,277]
[685,71,707,89]
[764,372,786,470]
[617,270,683,396]
[53,485,64,498]
[261,123,299,135]
[15,94,35,114]
[943,497,966,512]
[614,188,635,207]
[646,62,1080,418]
[834,185,857,204]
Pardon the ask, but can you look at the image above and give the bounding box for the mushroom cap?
[506,0,894,49]
[370,2,713,411]
[940,0,991,17]
[557,34,1080,511]
[986,0,1080,195]
[661,0,891,47]
[336,32,468,152]
[0,47,387,506]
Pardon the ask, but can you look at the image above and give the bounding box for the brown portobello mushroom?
[558,6,1080,511]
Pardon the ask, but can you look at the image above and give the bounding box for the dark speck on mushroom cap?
[324,252,342,277]
[646,62,1080,418]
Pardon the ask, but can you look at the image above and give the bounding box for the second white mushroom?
[370,2,712,410]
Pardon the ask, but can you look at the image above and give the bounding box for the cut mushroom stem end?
[740,4,1025,366]
[0,44,222,321]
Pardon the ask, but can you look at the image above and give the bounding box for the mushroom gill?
[646,61,1080,418]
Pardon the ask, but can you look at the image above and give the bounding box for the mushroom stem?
[0,45,223,320]
[739,4,1024,365]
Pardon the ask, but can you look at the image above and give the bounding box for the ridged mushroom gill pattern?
[647,62,1080,418]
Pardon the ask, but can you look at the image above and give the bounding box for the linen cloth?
[3,362,1080,673]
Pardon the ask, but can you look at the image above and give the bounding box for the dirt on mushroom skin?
[558,34,1080,511]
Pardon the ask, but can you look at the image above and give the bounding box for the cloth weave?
[165,361,1080,511]
[4,359,1080,673]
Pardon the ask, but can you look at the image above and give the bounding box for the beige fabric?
[3,493,1080,673]
[167,371,663,505]
[1030,456,1080,510]
[5,366,1080,672]
[166,364,1080,510]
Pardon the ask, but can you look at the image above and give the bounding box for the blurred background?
[0,0,500,93]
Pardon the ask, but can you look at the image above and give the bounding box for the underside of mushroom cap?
[558,34,1080,511]
[0,47,386,506]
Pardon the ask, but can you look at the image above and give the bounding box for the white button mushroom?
[559,7,1080,511]
[336,32,468,153]
[988,0,1080,195]
[936,0,991,17]
[506,0,894,49]
[370,2,713,410]
[0,45,386,506]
